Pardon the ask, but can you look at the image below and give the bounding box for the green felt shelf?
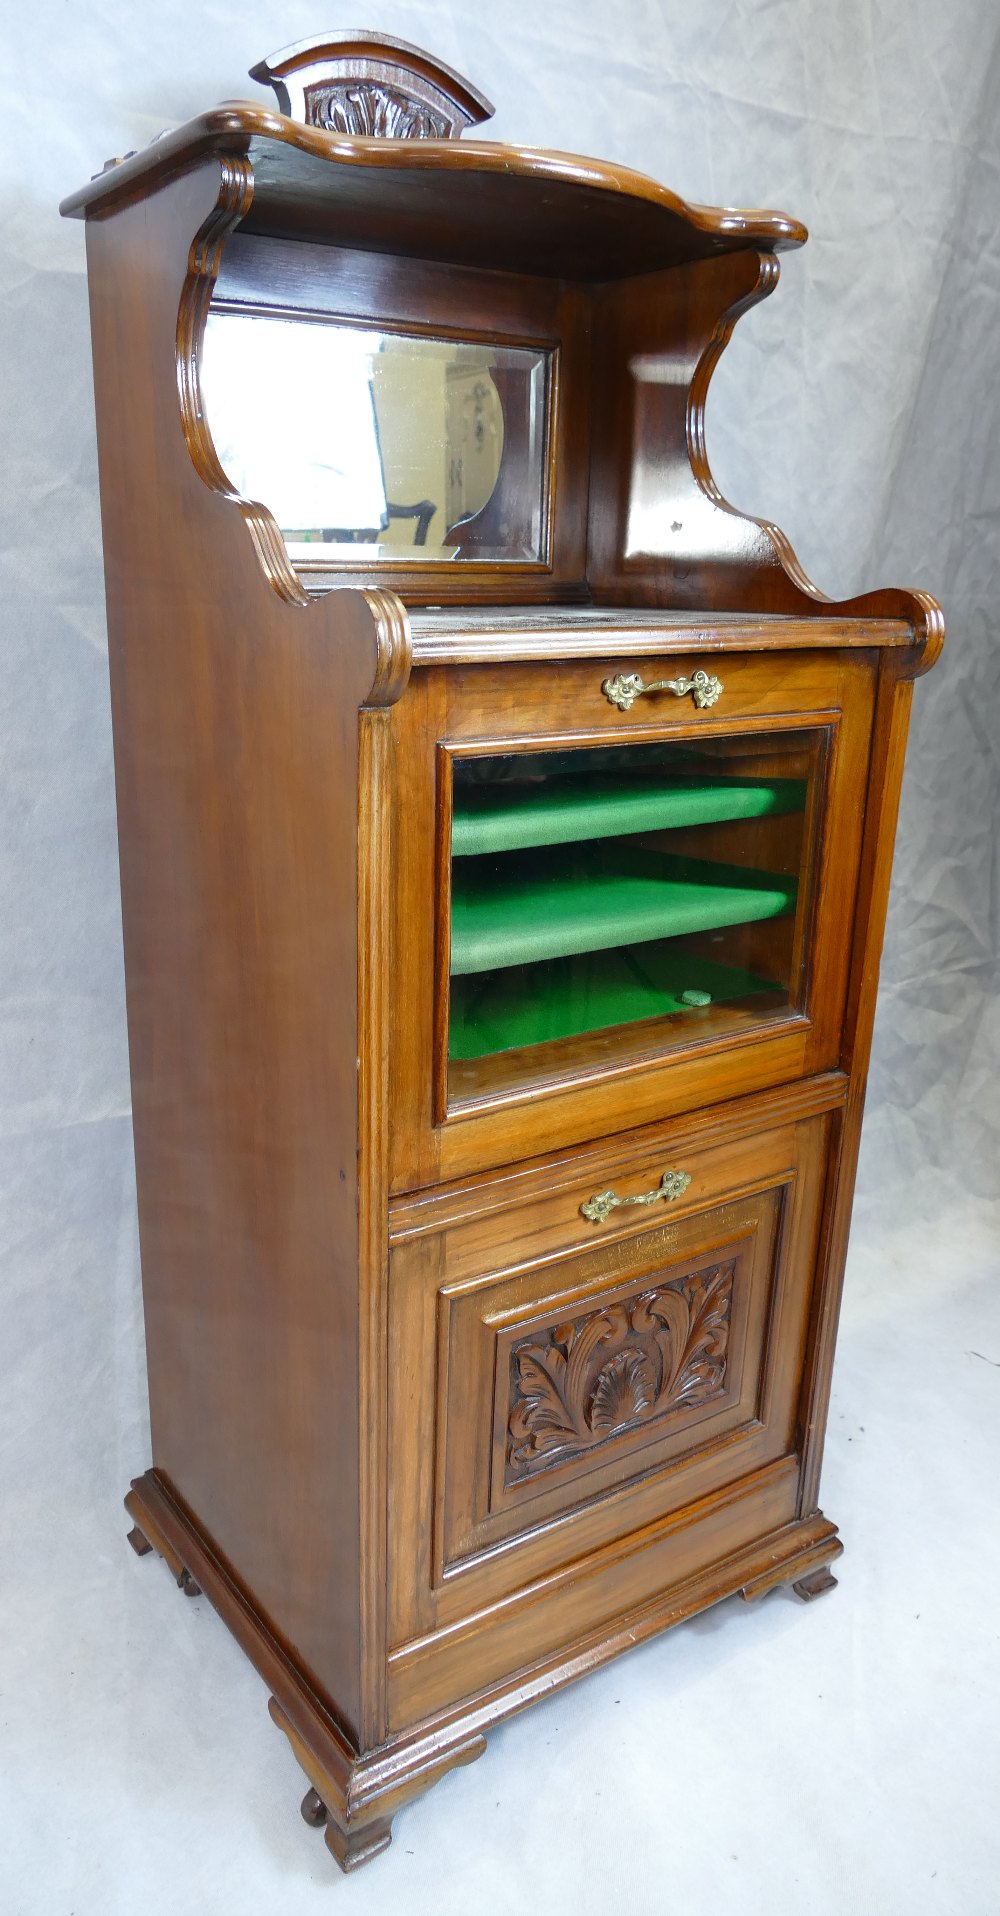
[450,849,797,976]
[451,774,806,857]
[449,943,780,1060]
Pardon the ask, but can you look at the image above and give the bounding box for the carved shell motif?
[507,1261,735,1479]
[589,1348,657,1431]
[308,82,451,139]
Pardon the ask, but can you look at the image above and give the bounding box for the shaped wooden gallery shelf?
[62,29,943,1874]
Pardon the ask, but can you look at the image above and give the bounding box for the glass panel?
[202,312,549,563]
[447,734,821,1071]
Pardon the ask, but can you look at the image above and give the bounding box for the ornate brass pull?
[602,669,723,713]
[581,1169,692,1225]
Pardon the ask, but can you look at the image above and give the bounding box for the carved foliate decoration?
[250,33,494,141]
[307,83,451,140]
[507,1261,735,1479]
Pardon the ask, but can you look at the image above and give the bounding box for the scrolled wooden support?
[176,156,312,611]
[249,32,494,140]
[362,587,413,707]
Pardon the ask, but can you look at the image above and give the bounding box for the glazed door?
[390,647,875,1191]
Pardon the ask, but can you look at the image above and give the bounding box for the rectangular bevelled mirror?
[445,730,825,1097]
[201,311,550,564]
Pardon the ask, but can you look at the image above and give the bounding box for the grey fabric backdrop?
[3,3,998,1909]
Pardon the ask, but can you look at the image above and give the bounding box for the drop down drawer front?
[385,1092,838,1731]
[389,646,876,1193]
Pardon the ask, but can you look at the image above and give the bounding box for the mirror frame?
[202,307,553,567]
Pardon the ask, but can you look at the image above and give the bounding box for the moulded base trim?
[124,1467,840,1873]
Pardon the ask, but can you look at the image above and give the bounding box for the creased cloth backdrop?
[2,2,998,1910]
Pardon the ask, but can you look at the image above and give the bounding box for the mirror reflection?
[202,312,549,563]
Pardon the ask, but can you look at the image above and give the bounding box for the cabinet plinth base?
[124,1467,842,1873]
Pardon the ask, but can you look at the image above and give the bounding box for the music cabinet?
[62,32,943,1871]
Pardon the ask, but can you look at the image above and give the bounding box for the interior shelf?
[450,849,797,975]
[449,942,779,1059]
[452,774,806,857]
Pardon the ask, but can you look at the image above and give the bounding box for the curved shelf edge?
[59,102,807,257]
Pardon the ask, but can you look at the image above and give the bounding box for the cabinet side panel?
[84,165,378,1740]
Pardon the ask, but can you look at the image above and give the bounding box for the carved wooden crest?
[250,32,494,140]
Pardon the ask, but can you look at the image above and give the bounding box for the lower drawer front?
[386,1102,834,1730]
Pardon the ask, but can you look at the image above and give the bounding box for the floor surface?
[3,1174,998,1915]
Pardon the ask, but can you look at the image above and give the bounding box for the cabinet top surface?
[402,605,911,635]
[60,102,807,278]
[345,603,916,666]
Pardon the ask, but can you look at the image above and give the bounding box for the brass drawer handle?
[602,669,723,713]
[581,1169,692,1224]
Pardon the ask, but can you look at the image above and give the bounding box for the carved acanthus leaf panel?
[506,1261,735,1481]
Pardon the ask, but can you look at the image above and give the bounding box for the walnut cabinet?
[62,32,943,1872]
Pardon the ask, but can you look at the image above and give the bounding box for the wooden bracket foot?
[300,1787,328,1828]
[738,1517,843,1603]
[125,1487,202,1597]
[268,1690,486,1875]
[296,1778,392,1866]
[792,1565,839,1602]
[324,1813,394,1872]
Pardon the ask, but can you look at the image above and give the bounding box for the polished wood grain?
[65,40,941,1871]
[85,156,394,1745]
